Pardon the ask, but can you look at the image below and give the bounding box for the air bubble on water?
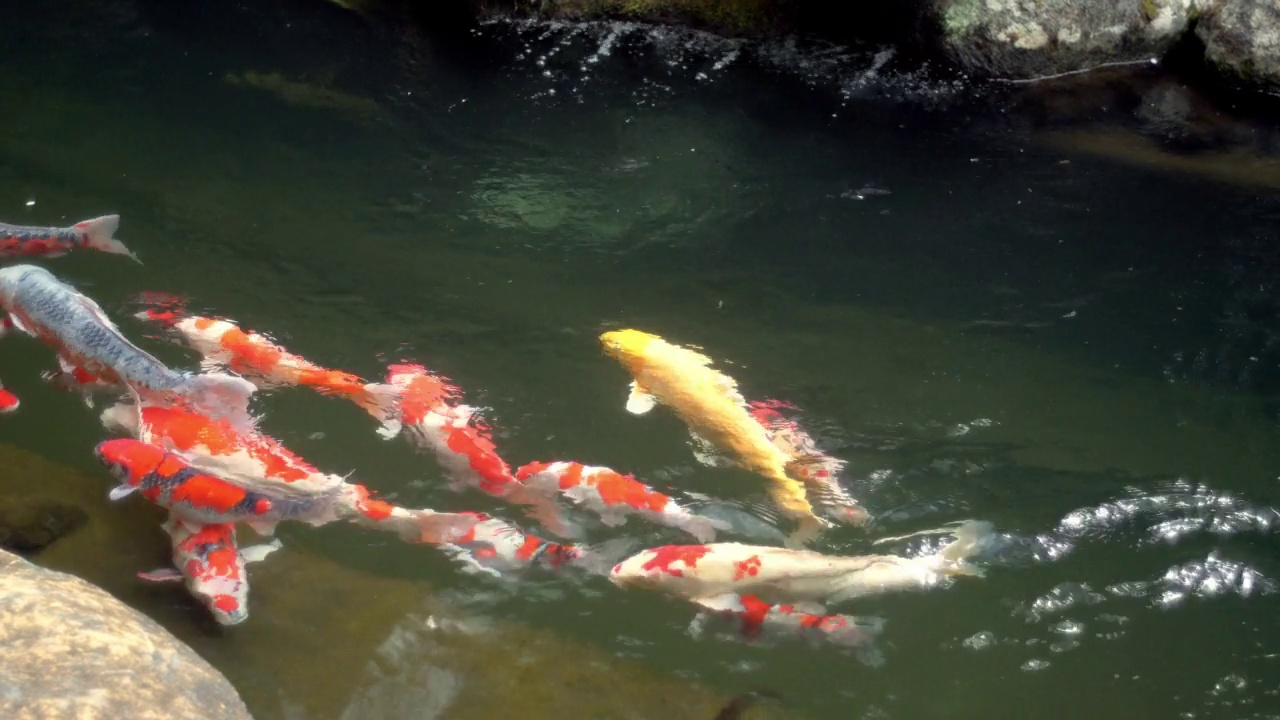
[1022,659,1050,672]
[963,631,996,650]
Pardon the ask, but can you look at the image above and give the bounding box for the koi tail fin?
[679,514,732,543]
[571,536,645,577]
[507,484,580,540]
[937,520,996,576]
[355,506,480,545]
[352,381,402,425]
[182,372,257,431]
[99,400,141,436]
[75,214,140,264]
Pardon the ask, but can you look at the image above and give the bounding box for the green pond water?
[2,1,1280,718]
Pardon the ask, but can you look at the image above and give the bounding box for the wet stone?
[0,548,253,720]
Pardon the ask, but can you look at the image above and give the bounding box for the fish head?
[598,329,659,370]
[188,576,250,626]
[94,438,165,487]
[172,316,234,353]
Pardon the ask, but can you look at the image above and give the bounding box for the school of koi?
[0,214,997,655]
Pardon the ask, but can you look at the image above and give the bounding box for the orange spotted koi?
[137,515,280,626]
[515,460,728,542]
[96,414,479,544]
[0,214,139,262]
[376,363,573,538]
[438,511,583,577]
[747,399,869,525]
[135,304,398,419]
[96,438,340,535]
[99,401,348,498]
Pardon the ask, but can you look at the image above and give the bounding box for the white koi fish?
[609,520,993,608]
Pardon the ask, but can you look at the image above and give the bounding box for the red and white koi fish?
[747,399,868,525]
[438,511,584,577]
[136,308,398,418]
[689,592,884,652]
[0,265,254,427]
[609,521,992,608]
[0,214,139,262]
[96,438,345,535]
[376,363,572,538]
[100,401,346,498]
[515,460,728,542]
[96,415,479,544]
[138,516,279,626]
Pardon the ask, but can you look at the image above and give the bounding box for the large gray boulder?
[1197,0,1280,91]
[932,0,1208,78]
[0,549,252,720]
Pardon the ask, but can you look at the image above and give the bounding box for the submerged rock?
[0,548,253,720]
[0,494,88,555]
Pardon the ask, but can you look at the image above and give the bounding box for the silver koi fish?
[0,265,255,426]
[0,214,139,262]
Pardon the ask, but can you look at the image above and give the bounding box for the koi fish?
[97,414,479,544]
[378,363,572,538]
[609,520,992,608]
[99,401,346,498]
[0,265,255,427]
[747,399,869,525]
[96,438,339,535]
[515,460,728,542]
[598,329,825,545]
[0,214,139,262]
[690,592,884,652]
[138,310,398,418]
[138,515,280,626]
[438,510,583,578]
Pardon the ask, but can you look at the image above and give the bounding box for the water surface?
[2,1,1280,718]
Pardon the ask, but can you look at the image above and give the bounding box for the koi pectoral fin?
[241,539,283,564]
[625,381,656,415]
[137,568,184,583]
[108,484,137,502]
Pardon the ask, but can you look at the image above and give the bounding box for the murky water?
[3,1,1280,718]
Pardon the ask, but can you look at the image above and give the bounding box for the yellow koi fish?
[599,328,827,545]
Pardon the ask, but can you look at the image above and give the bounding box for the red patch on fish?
[591,468,670,511]
[732,555,762,581]
[0,388,18,413]
[737,594,771,639]
[141,406,317,484]
[640,545,710,577]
